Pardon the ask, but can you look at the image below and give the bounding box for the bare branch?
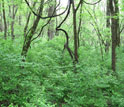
[26,0,62,41]
[25,0,69,19]
[31,18,52,41]
[84,0,102,5]
[75,0,82,12]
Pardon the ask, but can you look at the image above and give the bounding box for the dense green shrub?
[0,38,55,107]
[0,37,124,107]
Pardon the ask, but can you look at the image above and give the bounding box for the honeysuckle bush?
[0,36,124,107]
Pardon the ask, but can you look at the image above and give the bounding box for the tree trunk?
[2,0,7,39]
[21,0,44,58]
[48,3,55,40]
[11,4,18,40]
[109,0,119,71]
[24,2,36,37]
[7,5,11,36]
[105,0,111,52]
[0,3,3,32]
[72,1,78,63]
[115,0,120,46]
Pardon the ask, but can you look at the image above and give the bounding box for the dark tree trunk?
[72,1,78,63]
[114,0,120,46]
[21,0,44,58]
[2,0,7,39]
[109,0,119,71]
[0,3,3,32]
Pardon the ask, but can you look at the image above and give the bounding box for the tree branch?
[84,0,102,5]
[25,0,69,19]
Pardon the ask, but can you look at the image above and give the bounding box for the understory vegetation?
[0,36,124,107]
[0,0,124,107]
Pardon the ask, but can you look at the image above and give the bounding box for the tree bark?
[7,5,11,36]
[48,2,55,40]
[21,0,44,58]
[114,0,120,46]
[11,4,18,40]
[0,3,3,32]
[109,0,119,71]
[72,1,78,63]
[24,2,36,37]
[105,0,111,52]
[2,0,7,39]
